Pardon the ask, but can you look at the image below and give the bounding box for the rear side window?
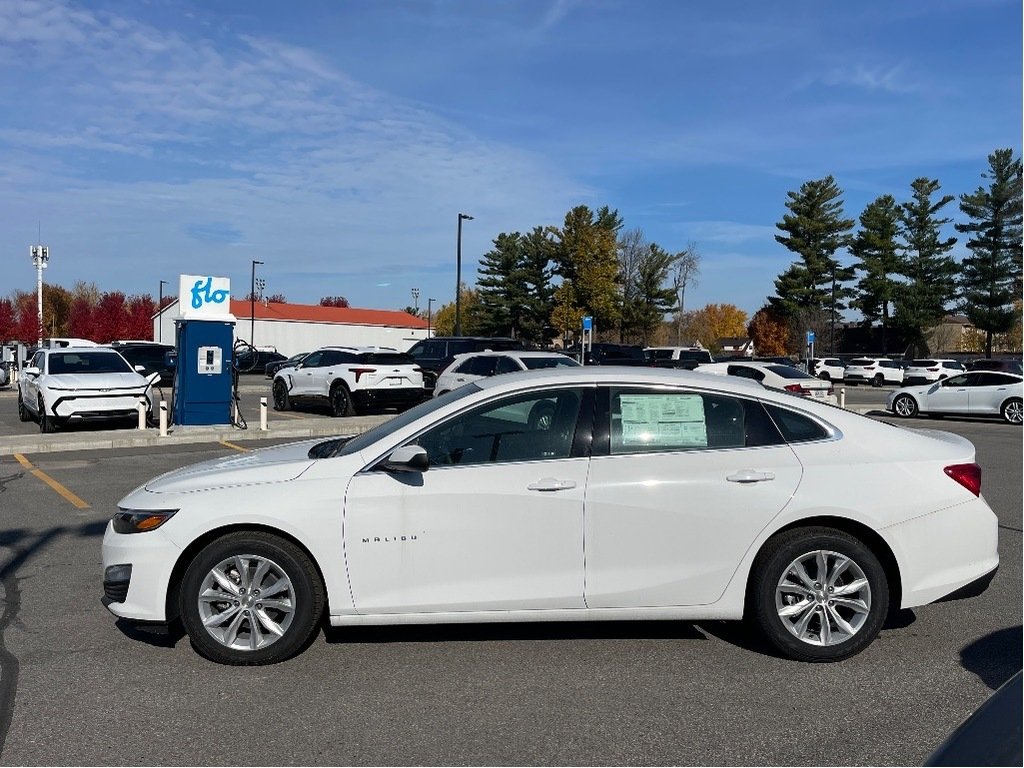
[522,356,579,370]
[727,365,765,382]
[766,365,812,379]
[763,404,830,443]
[608,388,783,454]
[495,356,521,375]
[358,353,414,366]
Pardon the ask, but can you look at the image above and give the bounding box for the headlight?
[112,508,178,534]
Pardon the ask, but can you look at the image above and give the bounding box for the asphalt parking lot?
[0,389,1020,765]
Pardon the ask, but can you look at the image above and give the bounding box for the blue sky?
[1,0,1020,319]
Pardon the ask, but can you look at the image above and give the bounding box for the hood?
[46,372,149,391]
[144,438,326,493]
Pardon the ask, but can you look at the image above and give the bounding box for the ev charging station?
[172,274,236,426]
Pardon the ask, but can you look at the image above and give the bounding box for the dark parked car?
[407,337,525,389]
[266,351,310,378]
[968,359,1023,375]
[235,349,286,374]
[925,670,1022,766]
[563,342,648,366]
[111,342,176,387]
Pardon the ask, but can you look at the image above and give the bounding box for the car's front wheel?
[272,379,290,411]
[892,394,918,418]
[748,527,888,662]
[17,392,31,422]
[38,397,57,433]
[1001,397,1022,425]
[180,531,325,665]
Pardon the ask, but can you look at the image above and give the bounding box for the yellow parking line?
[273,411,308,420]
[219,440,250,453]
[13,453,90,510]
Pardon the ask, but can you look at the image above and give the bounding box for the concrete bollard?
[137,399,147,430]
[839,387,846,409]
[260,397,268,431]
[159,400,168,436]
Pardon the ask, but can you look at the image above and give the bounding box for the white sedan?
[102,367,997,665]
[695,361,837,405]
[18,347,158,432]
[888,371,1023,424]
[433,350,579,396]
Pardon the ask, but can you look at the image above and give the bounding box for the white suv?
[18,347,158,432]
[806,357,846,382]
[272,346,424,416]
[434,350,580,396]
[843,358,905,387]
[902,359,965,386]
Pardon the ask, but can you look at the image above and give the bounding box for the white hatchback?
[102,367,997,666]
[433,350,579,396]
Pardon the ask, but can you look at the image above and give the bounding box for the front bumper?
[50,392,150,420]
[101,521,182,622]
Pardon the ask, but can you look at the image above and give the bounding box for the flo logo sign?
[178,274,233,320]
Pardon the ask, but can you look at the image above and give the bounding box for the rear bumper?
[352,387,425,409]
[935,565,998,603]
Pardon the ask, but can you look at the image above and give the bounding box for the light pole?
[30,244,49,347]
[411,287,420,314]
[455,213,473,336]
[250,260,263,346]
[158,280,168,342]
[427,297,435,337]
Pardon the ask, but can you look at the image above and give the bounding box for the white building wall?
[154,311,429,356]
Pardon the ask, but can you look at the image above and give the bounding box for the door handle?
[727,470,775,483]
[527,478,577,492]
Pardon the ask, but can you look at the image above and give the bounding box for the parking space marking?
[12,453,90,509]
[271,411,308,420]
[219,440,250,453]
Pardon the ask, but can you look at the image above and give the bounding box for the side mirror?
[23,365,40,376]
[134,365,147,373]
[381,445,429,473]
[146,371,161,386]
[928,382,942,394]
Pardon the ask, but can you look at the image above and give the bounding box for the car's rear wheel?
[892,394,918,418]
[1001,397,1022,425]
[528,400,556,430]
[818,372,831,381]
[329,381,355,417]
[17,392,31,422]
[180,531,324,665]
[38,397,57,433]
[872,373,884,387]
[272,379,290,411]
[749,527,888,662]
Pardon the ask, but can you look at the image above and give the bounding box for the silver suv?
[272,346,424,416]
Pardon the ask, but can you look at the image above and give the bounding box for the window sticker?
[618,394,707,448]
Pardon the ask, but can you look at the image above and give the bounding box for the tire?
[748,526,888,662]
[38,397,57,433]
[871,374,884,388]
[892,394,918,418]
[1001,397,1023,425]
[528,400,556,430]
[329,381,355,417]
[272,379,290,411]
[17,392,31,422]
[179,531,324,666]
[818,372,831,381]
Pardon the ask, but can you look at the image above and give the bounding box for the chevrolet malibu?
[102,367,999,665]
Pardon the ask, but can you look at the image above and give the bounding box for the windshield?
[322,385,481,458]
[522,356,580,370]
[48,351,133,374]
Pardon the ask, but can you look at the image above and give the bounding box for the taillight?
[784,384,810,396]
[827,385,834,395]
[944,463,982,497]
[349,367,376,382]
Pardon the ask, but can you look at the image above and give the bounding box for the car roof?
[451,350,570,360]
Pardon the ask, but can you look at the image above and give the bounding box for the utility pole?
[427,297,435,337]
[158,280,168,342]
[30,244,49,347]
[250,260,264,346]
[455,213,473,335]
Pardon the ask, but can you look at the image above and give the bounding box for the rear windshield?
[49,352,133,374]
[766,365,814,379]
[358,353,415,366]
[521,356,580,370]
[849,359,874,366]
[910,360,937,366]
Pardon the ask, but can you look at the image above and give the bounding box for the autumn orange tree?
[680,304,748,352]
[747,306,790,355]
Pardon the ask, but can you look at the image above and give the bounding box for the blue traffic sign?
[582,315,593,331]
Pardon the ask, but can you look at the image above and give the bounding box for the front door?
[343,387,592,614]
[584,386,802,608]
[925,374,972,414]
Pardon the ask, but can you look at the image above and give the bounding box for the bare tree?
[617,228,647,341]
[672,242,702,344]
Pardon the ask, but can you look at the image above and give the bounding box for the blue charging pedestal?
[173,319,235,426]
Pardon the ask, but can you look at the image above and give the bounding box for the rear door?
[583,386,802,608]
[970,373,1021,414]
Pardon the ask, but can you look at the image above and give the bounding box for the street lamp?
[30,244,49,347]
[411,287,420,314]
[455,213,473,336]
[158,280,168,342]
[250,260,264,346]
[427,297,435,337]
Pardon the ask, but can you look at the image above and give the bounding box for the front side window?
[301,351,325,368]
[608,388,783,455]
[522,356,579,370]
[409,388,585,466]
[464,356,498,377]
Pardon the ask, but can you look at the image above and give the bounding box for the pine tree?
[552,205,622,338]
[850,195,901,354]
[955,149,1023,357]
[476,232,524,337]
[514,227,557,345]
[630,244,678,345]
[769,176,854,353]
[895,178,958,353]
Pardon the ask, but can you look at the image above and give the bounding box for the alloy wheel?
[893,395,917,417]
[775,549,871,647]
[1004,399,1023,425]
